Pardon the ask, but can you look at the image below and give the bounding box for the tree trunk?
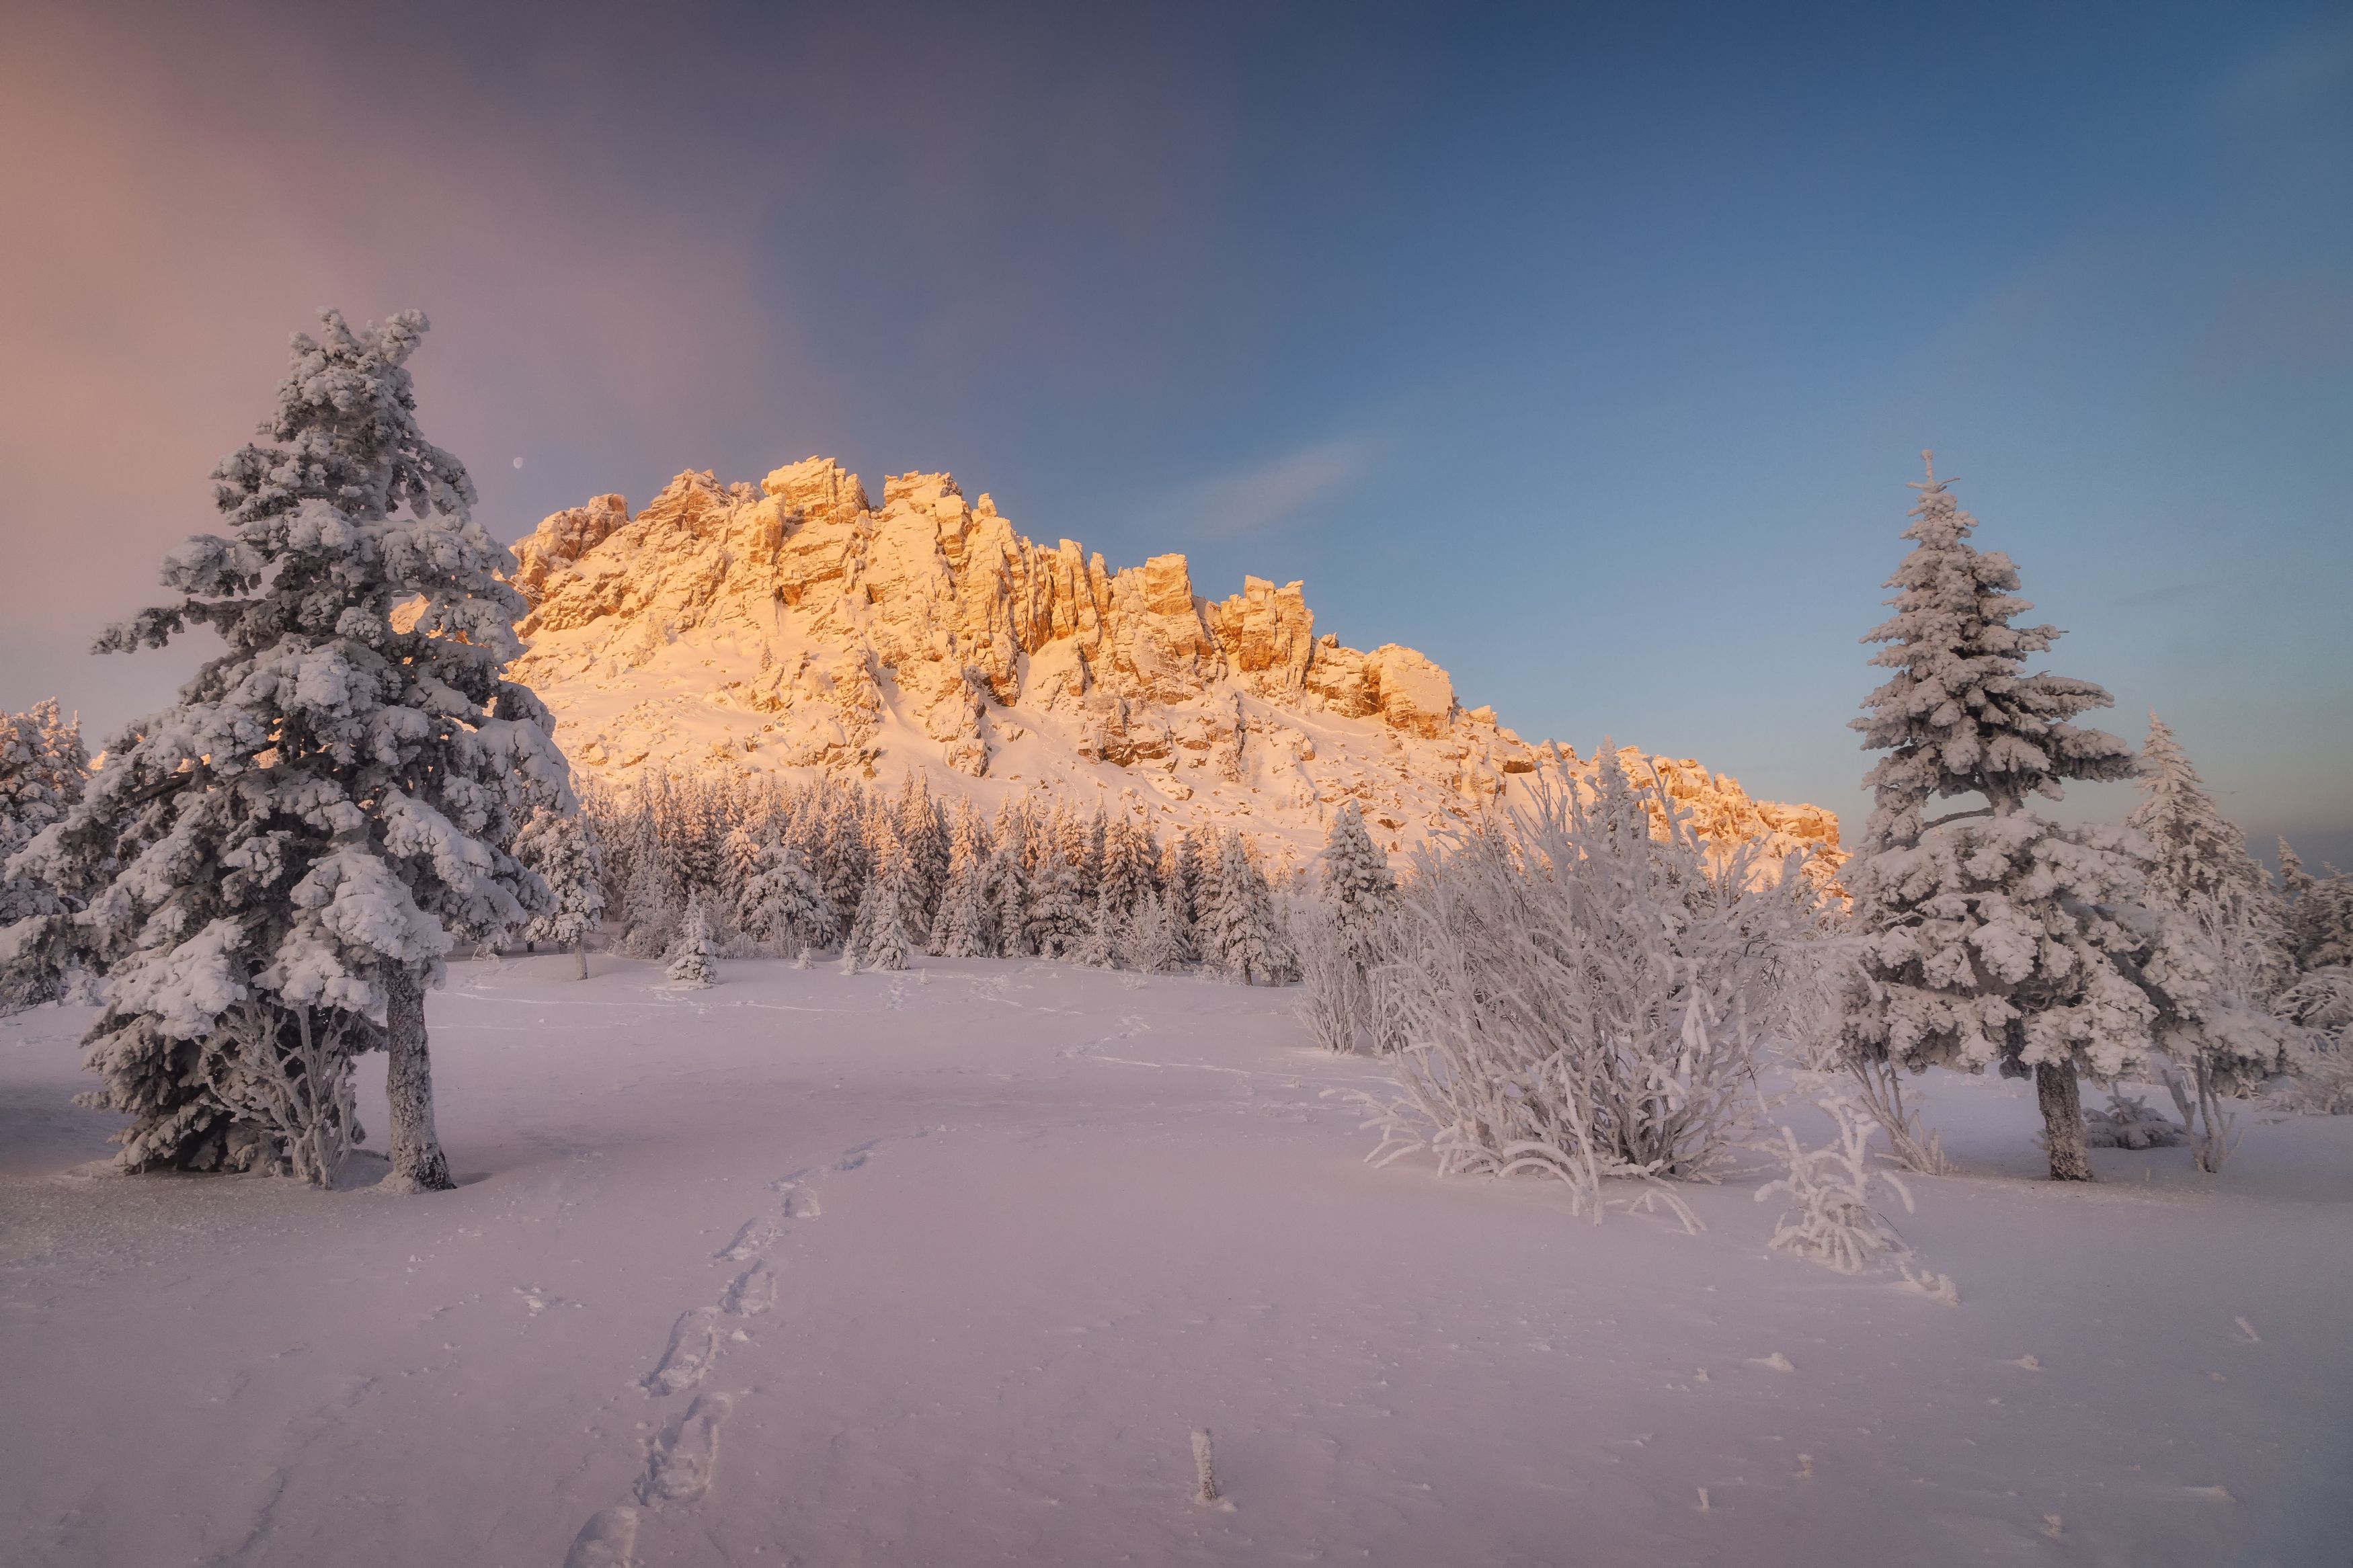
[2035,1058,2093,1182]
[574,934,588,981]
[383,963,454,1192]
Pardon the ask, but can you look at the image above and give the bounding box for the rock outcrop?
[506,457,1842,875]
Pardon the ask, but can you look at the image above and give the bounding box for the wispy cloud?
[1145,438,1375,540]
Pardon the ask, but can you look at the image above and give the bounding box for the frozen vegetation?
[2,316,2351,1565]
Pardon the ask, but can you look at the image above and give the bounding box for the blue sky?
[3,0,2346,859]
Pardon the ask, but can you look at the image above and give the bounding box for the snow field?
[3,956,2350,1566]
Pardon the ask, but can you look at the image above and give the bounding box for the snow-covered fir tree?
[819,793,869,935]
[0,310,564,1188]
[620,807,675,958]
[897,774,949,938]
[2278,839,2353,975]
[1025,843,1086,959]
[986,831,1031,958]
[719,823,762,923]
[1074,888,1120,968]
[667,893,717,988]
[931,854,993,958]
[666,786,721,911]
[1843,454,2145,1182]
[1319,802,1396,949]
[1164,832,1203,962]
[866,816,929,953]
[848,876,913,971]
[2126,714,2296,1169]
[1199,831,1293,985]
[516,807,606,979]
[0,700,89,1009]
[737,839,835,956]
[2130,715,2286,995]
[930,812,994,958]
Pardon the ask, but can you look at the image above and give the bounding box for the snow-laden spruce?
[2277,840,2353,975]
[1295,803,1398,1053]
[516,807,606,979]
[569,766,1247,981]
[0,700,89,1010]
[0,310,566,1186]
[929,820,994,960]
[1198,830,1295,985]
[737,839,835,957]
[1074,889,1120,968]
[1023,848,1086,960]
[1357,750,1827,1229]
[667,895,718,988]
[1842,455,2144,1182]
[2125,714,2296,1171]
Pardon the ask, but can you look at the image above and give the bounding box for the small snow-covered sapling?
[1191,1428,1233,1510]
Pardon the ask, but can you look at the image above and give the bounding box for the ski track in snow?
[563,1134,893,1556]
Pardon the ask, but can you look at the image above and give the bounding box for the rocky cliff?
[506,458,1842,873]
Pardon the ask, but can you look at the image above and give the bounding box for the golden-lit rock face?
[506,456,1844,874]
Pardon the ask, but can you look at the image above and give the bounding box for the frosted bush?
[1290,898,1375,1054]
[1755,1077,1915,1274]
[2081,1089,2184,1150]
[1357,750,1828,1228]
[1119,891,1180,973]
[2278,969,2353,1114]
[1784,931,1949,1174]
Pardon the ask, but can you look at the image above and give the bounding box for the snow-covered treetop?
[1853,453,2132,846]
[211,308,475,532]
[7,309,566,1044]
[1,700,86,834]
[2126,714,2269,926]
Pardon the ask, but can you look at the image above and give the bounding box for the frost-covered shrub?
[1119,891,1180,973]
[1755,1077,1916,1274]
[1293,805,1399,1053]
[2081,1089,2185,1150]
[1291,900,1367,1053]
[1357,750,1827,1227]
[1782,929,1950,1174]
[2278,969,2353,1114]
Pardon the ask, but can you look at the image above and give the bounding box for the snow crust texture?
[505,459,1842,871]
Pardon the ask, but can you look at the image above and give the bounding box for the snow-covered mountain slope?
[506,458,1842,871]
